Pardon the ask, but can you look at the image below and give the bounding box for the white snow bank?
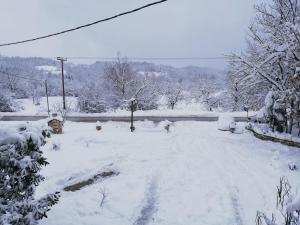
[0,121,48,147]
[218,115,236,131]
[250,123,300,142]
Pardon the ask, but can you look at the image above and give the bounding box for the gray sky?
[0,0,262,69]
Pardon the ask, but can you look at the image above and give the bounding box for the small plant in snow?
[99,187,108,208]
[0,124,60,225]
[256,177,300,225]
[288,162,297,171]
[51,140,61,151]
[164,124,170,132]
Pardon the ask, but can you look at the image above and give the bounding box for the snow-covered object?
[0,122,59,224]
[218,115,236,131]
[96,121,102,131]
[258,91,275,119]
[47,115,64,123]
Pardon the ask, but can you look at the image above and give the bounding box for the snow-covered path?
[11,121,298,225]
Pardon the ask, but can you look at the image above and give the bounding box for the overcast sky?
[0,0,262,69]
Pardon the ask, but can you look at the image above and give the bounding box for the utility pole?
[57,57,67,110]
[44,80,50,116]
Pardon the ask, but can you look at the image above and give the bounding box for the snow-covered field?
[1,120,299,225]
[14,97,78,115]
[1,97,255,118]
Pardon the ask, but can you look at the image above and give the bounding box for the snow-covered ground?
[1,97,255,118]
[14,97,78,115]
[36,65,61,75]
[1,120,299,225]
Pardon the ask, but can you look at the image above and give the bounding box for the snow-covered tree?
[163,81,183,110]
[78,81,107,113]
[104,55,159,110]
[228,0,300,134]
[0,91,16,112]
[0,124,60,224]
[104,54,136,107]
[191,78,220,111]
[131,71,159,110]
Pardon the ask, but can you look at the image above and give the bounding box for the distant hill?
[0,55,227,97]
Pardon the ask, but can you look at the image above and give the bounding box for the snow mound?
[218,115,236,131]
[0,121,48,147]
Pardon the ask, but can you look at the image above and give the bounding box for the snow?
[36,65,61,75]
[1,97,256,119]
[13,97,78,115]
[287,194,300,213]
[250,123,300,142]
[218,115,236,131]
[137,71,166,77]
[1,120,298,225]
[0,121,47,147]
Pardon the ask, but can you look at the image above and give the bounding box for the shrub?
[0,123,60,225]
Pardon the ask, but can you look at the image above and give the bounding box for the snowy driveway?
[22,121,300,225]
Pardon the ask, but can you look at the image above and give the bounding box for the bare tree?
[164,81,183,110]
[104,55,159,110]
[104,54,135,101]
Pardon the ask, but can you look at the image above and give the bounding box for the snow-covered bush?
[0,91,16,112]
[0,123,60,225]
[78,96,107,113]
[258,90,300,134]
[256,177,300,225]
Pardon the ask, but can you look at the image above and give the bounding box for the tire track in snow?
[208,131,278,224]
[221,141,271,206]
[154,124,235,224]
[229,186,244,225]
[133,178,159,225]
[195,128,248,225]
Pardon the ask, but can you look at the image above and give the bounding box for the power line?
[64,56,227,61]
[0,0,168,47]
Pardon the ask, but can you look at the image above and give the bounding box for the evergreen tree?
[0,124,59,225]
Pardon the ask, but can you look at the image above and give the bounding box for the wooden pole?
[45,80,50,116]
[57,57,67,110]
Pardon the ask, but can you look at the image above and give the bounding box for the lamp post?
[130,98,137,132]
[244,105,249,121]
